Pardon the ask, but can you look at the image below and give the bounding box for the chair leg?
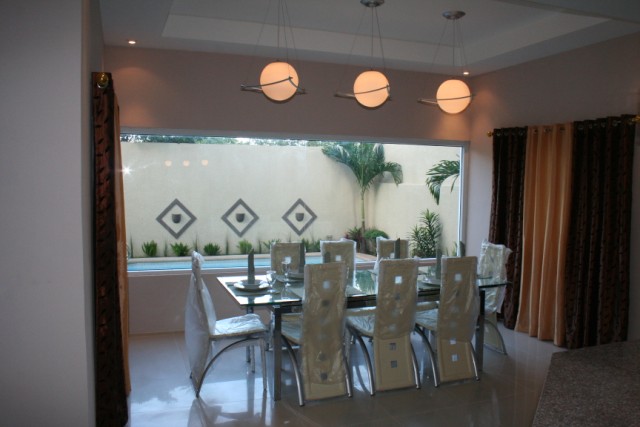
[260,338,267,391]
[343,354,353,398]
[283,337,305,406]
[349,327,375,395]
[484,320,508,355]
[415,326,439,387]
[410,343,421,389]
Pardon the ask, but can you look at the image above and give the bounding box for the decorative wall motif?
[282,198,317,235]
[222,199,259,237]
[156,199,197,239]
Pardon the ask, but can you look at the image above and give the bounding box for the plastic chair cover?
[282,262,349,402]
[376,237,410,260]
[370,259,420,390]
[320,239,356,279]
[478,239,512,313]
[270,242,303,275]
[185,252,267,394]
[185,252,213,386]
[436,256,479,383]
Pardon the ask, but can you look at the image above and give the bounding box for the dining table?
[215,268,508,401]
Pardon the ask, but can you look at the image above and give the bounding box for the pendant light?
[418,11,473,114]
[241,0,305,102]
[335,0,390,109]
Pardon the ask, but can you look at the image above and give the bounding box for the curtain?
[93,72,129,426]
[564,116,635,349]
[488,127,527,329]
[515,124,573,346]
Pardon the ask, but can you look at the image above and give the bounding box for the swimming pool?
[127,254,374,272]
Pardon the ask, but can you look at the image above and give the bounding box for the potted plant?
[141,240,158,257]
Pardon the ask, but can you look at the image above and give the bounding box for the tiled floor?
[127,324,563,427]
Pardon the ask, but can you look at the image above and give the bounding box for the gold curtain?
[515,124,572,346]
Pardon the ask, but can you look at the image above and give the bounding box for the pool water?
[127,255,332,272]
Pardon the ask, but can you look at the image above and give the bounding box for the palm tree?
[425,158,460,205]
[322,142,403,232]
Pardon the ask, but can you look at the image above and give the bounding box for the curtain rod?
[487,115,640,137]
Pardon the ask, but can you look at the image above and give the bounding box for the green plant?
[301,237,321,252]
[128,236,134,258]
[425,158,460,205]
[262,239,281,252]
[170,242,191,257]
[141,240,158,257]
[363,228,388,240]
[192,236,199,253]
[409,210,442,258]
[237,239,253,254]
[163,241,169,257]
[322,142,403,232]
[203,242,221,256]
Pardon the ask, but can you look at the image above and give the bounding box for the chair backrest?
[373,258,419,390]
[376,237,410,260]
[185,251,216,383]
[300,262,349,401]
[270,242,304,275]
[436,256,480,383]
[478,240,512,313]
[320,239,356,278]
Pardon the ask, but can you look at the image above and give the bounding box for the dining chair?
[478,240,512,354]
[184,252,269,397]
[347,258,421,395]
[415,256,480,387]
[376,237,410,259]
[270,242,304,275]
[280,262,353,406]
[320,239,356,279]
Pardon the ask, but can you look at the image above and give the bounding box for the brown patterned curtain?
[92,72,129,426]
[488,127,528,329]
[564,116,636,349]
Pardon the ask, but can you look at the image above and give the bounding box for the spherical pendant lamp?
[436,79,472,114]
[259,61,299,102]
[353,70,390,108]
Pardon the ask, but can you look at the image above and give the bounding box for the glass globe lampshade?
[260,61,299,102]
[353,70,390,108]
[436,79,471,114]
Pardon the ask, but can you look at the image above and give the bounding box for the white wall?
[121,142,461,257]
[0,0,98,425]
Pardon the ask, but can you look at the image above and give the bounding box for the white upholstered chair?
[184,252,268,396]
[415,256,480,387]
[280,262,352,406]
[347,258,421,394]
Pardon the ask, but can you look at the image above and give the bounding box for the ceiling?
[100,0,640,76]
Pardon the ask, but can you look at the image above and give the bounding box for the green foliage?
[170,242,191,257]
[345,226,363,241]
[262,239,281,253]
[203,243,221,256]
[237,239,253,254]
[322,142,403,231]
[425,158,460,205]
[163,241,169,257]
[141,240,158,257]
[128,236,134,258]
[301,237,321,252]
[363,228,388,240]
[192,237,199,253]
[409,210,442,258]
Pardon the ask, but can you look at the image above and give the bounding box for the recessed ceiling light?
[127,39,137,45]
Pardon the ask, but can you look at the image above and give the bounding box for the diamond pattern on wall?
[156,199,197,239]
[282,198,317,236]
[222,199,259,237]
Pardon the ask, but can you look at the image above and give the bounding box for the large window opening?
[121,134,466,269]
